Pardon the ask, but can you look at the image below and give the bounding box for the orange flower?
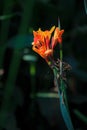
[32,26,64,62]
[52,27,64,49]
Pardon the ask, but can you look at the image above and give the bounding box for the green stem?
[59,43,63,101]
[53,66,60,96]
[59,43,63,76]
[59,43,69,109]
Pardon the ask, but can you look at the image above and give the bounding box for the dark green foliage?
[0,0,87,130]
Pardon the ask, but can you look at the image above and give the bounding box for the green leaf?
[0,14,15,20]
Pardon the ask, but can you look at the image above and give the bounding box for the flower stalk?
[32,23,74,130]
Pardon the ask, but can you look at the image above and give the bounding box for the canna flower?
[52,27,64,49]
[32,26,64,62]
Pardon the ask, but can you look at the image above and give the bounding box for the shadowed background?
[0,0,87,130]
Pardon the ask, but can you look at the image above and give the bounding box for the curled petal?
[32,44,46,59]
[52,27,64,49]
[54,27,64,43]
[50,26,55,33]
[45,49,53,57]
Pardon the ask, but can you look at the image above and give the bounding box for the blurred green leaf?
[0,14,15,20]
[30,92,59,98]
[84,0,87,14]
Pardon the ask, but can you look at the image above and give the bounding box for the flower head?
[32,26,64,62]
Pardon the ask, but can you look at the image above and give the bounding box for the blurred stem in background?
[22,49,38,122]
[0,0,14,69]
[29,61,37,120]
[30,62,36,94]
[84,0,87,14]
[23,52,37,94]
[0,0,35,129]
[74,109,87,124]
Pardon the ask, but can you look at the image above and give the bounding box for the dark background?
[0,0,87,130]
